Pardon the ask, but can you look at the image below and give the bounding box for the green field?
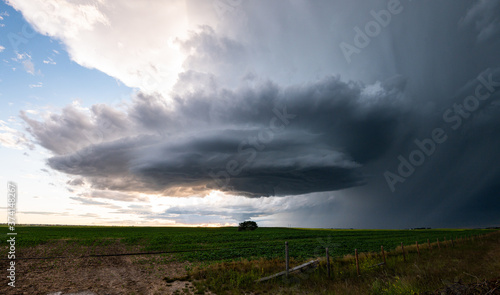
[2,226,493,262]
[1,226,498,294]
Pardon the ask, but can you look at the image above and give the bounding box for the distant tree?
[238,221,258,231]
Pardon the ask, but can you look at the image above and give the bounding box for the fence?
[4,231,494,283]
[0,245,258,260]
[256,233,492,282]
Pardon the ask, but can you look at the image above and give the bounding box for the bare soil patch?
[1,240,200,295]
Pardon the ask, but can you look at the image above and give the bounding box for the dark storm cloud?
[461,0,500,42]
[373,68,500,227]
[311,68,500,229]
[25,74,408,197]
[18,0,500,228]
[20,106,94,155]
[67,178,85,186]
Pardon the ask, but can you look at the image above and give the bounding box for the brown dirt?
[1,240,204,295]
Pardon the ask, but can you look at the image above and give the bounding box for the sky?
[1,0,499,228]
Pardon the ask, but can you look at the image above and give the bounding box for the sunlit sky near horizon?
[1,0,500,228]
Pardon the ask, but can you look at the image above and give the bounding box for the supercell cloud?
[11,0,500,228]
[25,76,407,197]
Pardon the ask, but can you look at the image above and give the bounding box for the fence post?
[285,241,289,278]
[326,247,330,278]
[427,239,431,251]
[355,249,360,276]
[437,238,441,249]
[401,242,406,262]
[381,245,386,265]
[416,241,420,257]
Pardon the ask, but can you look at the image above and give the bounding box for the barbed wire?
[1,245,261,260]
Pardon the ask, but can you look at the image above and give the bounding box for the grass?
[1,225,494,262]
[188,232,500,294]
[1,225,498,294]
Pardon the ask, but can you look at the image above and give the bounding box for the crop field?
[2,225,494,261]
[1,226,498,294]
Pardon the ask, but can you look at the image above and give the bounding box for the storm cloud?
[27,75,409,197]
[14,0,500,228]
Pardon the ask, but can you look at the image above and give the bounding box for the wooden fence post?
[355,249,360,276]
[285,241,289,278]
[381,245,386,265]
[401,242,406,262]
[326,247,330,278]
[437,238,441,249]
[416,241,420,257]
[427,239,431,251]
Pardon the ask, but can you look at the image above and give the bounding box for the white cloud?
[7,1,358,95]
[0,45,5,53]
[8,0,196,97]
[150,191,338,225]
[29,82,43,88]
[68,189,338,225]
[0,120,33,150]
[15,52,30,60]
[23,59,35,74]
[43,57,56,65]
[11,52,37,74]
